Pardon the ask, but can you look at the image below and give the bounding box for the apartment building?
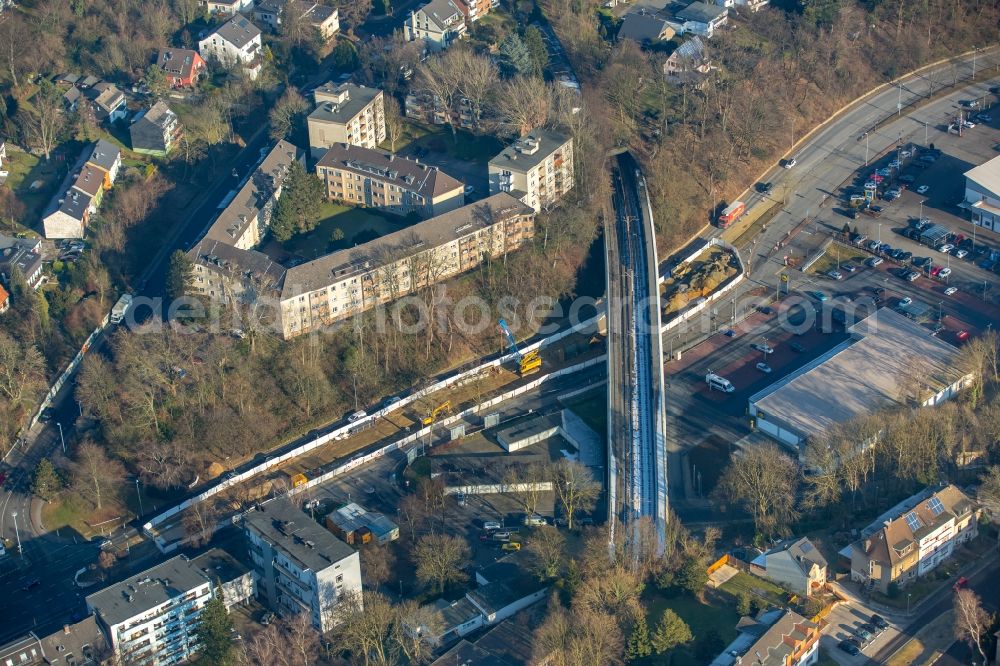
[0,617,110,666]
[198,16,263,80]
[276,193,534,338]
[488,130,574,213]
[315,143,464,218]
[86,549,252,666]
[307,82,385,157]
[848,485,980,594]
[204,140,303,249]
[404,91,483,131]
[130,101,182,156]
[243,499,362,633]
[404,0,467,51]
[711,609,820,666]
[253,0,340,40]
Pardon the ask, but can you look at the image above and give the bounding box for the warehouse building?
[748,309,974,452]
[962,153,1000,232]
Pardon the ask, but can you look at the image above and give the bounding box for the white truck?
[110,293,133,325]
[706,372,735,393]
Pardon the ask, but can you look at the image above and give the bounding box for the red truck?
[717,201,746,229]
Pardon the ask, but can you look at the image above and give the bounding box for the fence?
[662,237,747,334]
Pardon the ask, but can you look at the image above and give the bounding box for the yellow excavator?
[421,400,452,426]
[519,350,542,375]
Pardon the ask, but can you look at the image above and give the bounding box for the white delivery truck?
[110,293,133,325]
[706,372,735,393]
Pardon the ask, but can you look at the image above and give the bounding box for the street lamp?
[57,422,65,454]
[11,510,21,556]
[972,46,978,80]
[907,592,912,614]
[135,478,144,517]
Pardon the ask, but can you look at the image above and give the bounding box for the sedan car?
[916,185,930,194]
[756,362,772,373]
[937,243,954,253]
[783,157,797,168]
[906,271,920,282]
[870,615,889,630]
[838,640,861,656]
[855,626,874,642]
[751,343,775,354]
[842,264,857,273]
[945,286,958,295]
[860,622,881,636]
[900,297,913,306]
[867,257,883,267]
[963,120,976,129]
[867,240,881,252]
[954,248,969,259]
[938,267,952,278]
[827,270,843,280]
[757,182,774,194]
[809,291,829,302]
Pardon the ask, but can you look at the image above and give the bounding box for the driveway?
[821,599,894,665]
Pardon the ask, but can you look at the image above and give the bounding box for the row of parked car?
[837,613,890,655]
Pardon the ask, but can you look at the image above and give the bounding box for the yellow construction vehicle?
[519,350,542,375]
[421,400,452,426]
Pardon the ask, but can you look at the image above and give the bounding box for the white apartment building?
[404,0,467,51]
[962,154,1000,232]
[307,82,386,157]
[488,130,574,213]
[243,499,363,633]
[198,16,264,79]
[203,140,303,249]
[86,550,252,666]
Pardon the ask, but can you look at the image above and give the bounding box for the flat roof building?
[307,83,385,156]
[488,130,574,213]
[86,549,252,666]
[243,499,362,633]
[749,309,973,452]
[325,502,399,545]
[962,153,1000,233]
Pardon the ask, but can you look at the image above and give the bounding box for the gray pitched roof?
[37,616,109,665]
[243,499,356,572]
[87,139,120,174]
[316,143,463,200]
[139,100,177,130]
[618,10,671,43]
[417,0,464,29]
[213,16,262,49]
[157,47,203,79]
[765,537,827,576]
[675,1,727,23]
[189,239,288,286]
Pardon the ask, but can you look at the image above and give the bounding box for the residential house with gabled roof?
[156,48,207,88]
[618,9,675,44]
[200,0,254,15]
[711,608,821,666]
[130,101,182,156]
[0,283,8,313]
[848,484,980,594]
[87,82,127,124]
[404,0,467,51]
[664,36,712,85]
[198,16,264,80]
[668,1,728,38]
[750,537,827,596]
[42,140,120,238]
[315,143,465,218]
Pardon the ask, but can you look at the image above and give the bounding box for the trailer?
[110,293,133,324]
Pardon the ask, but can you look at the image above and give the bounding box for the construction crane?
[499,319,543,376]
[421,400,451,426]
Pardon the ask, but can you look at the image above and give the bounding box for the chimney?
[64,625,71,635]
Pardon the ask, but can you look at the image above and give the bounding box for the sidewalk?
[828,545,999,620]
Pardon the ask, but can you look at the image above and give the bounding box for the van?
[706,372,735,393]
[483,521,502,531]
[523,515,547,526]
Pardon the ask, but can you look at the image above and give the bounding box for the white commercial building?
[962,154,1000,232]
[748,309,974,453]
[243,499,362,633]
[86,549,252,666]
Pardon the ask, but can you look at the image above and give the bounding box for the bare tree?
[360,542,396,590]
[526,525,566,580]
[182,500,220,548]
[72,441,125,510]
[714,444,799,538]
[383,95,404,152]
[552,458,601,529]
[535,600,625,666]
[492,76,551,138]
[504,462,546,516]
[953,588,991,664]
[19,79,65,160]
[414,51,463,138]
[413,533,470,594]
[0,331,45,409]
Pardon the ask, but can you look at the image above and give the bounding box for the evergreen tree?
[31,459,62,501]
[499,34,534,77]
[166,250,194,301]
[271,161,326,242]
[523,26,549,77]
[332,40,360,72]
[626,610,653,660]
[652,609,693,655]
[197,593,234,666]
[676,556,708,596]
[736,590,752,616]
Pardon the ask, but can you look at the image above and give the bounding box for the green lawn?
[643,589,741,666]
[394,121,503,164]
[281,202,414,259]
[719,572,790,607]
[4,149,59,231]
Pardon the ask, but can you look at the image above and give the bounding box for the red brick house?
[156,48,207,88]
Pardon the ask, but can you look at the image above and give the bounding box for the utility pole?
[58,422,66,454]
[973,46,978,80]
[897,83,902,116]
[865,132,870,166]
[924,122,928,146]
[11,510,21,556]
[135,478,144,517]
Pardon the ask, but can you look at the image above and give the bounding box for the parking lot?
[820,601,896,665]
